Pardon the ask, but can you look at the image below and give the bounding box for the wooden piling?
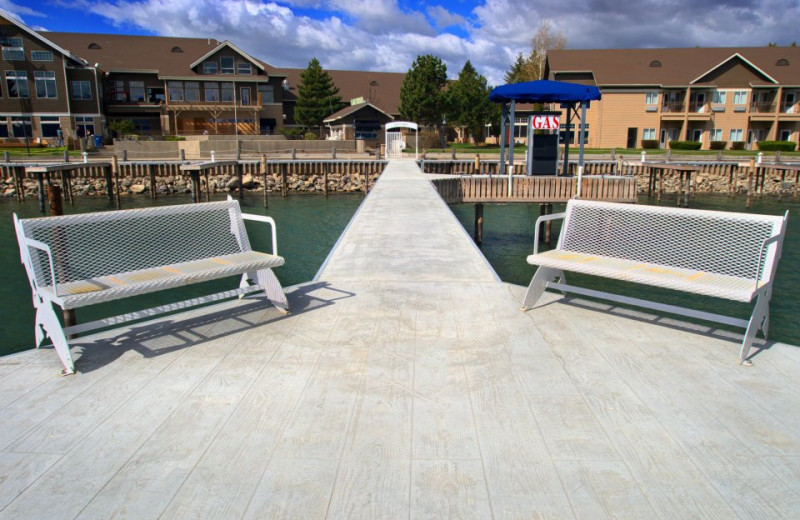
[237,161,244,200]
[112,156,121,209]
[261,155,269,208]
[104,165,114,205]
[746,158,755,208]
[281,163,288,197]
[323,162,329,196]
[474,154,480,174]
[474,203,484,245]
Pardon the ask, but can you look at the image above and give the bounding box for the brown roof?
[45,32,285,78]
[545,47,800,87]
[323,101,394,123]
[278,68,406,116]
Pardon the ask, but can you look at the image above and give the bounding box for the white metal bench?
[14,198,289,374]
[521,199,789,364]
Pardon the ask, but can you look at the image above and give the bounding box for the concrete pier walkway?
[1,159,799,519]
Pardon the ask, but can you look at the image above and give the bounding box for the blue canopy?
[489,80,601,104]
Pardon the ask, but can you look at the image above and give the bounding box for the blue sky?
[6,0,800,85]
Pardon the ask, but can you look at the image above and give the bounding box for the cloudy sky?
[8,0,800,85]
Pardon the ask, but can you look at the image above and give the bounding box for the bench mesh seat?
[528,250,764,302]
[14,199,288,374]
[42,250,284,309]
[521,199,788,365]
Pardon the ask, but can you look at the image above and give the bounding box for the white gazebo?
[384,121,419,159]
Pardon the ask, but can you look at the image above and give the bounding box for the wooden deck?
[1,159,799,519]
[433,174,637,204]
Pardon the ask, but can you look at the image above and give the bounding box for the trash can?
[94,135,103,149]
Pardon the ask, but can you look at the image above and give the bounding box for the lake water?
[2,190,798,357]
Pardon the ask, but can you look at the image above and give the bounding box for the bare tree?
[528,20,566,80]
[505,20,567,83]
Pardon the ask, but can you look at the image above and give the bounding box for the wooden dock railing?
[432,175,637,204]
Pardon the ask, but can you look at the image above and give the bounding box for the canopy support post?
[578,101,587,168]
[508,100,516,196]
[562,104,571,176]
[499,103,508,176]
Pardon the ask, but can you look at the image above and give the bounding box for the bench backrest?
[15,200,252,288]
[559,200,788,283]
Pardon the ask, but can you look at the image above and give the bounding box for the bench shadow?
[66,282,355,374]
[546,295,780,360]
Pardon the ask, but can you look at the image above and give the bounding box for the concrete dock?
[1,159,799,519]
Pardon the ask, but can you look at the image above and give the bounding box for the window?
[258,84,274,103]
[71,80,92,100]
[40,116,60,137]
[220,57,235,74]
[74,116,94,137]
[185,81,200,102]
[171,46,183,53]
[88,43,101,49]
[204,82,219,102]
[32,50,54,61]
[645,91,658,105]
[649,60,662,67]
[240,87,251,105]
[713,90,727,104]
[168,81,183,102]
[733,91,748,105]
[6,71,29,98]
[1,37,24,61]
[34,71,57,98]
[109,80,126,101]
[780,130,792,141]
[711,129,722,141]
[776,59,789,66]
[730,129,743,142]
[129,80,145,102]
[221,82,234,102]
[642,128,656,140]
[11,116,32,137]
[237,62,252,75]
[203,61,218,74]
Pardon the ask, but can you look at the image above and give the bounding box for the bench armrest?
[241,213,279,256]
[533,212,566,255]
[754,233,783,291]
[22,237,59,297]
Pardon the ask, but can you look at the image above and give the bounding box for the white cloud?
[427,5,465,28]
[0,0,46,18]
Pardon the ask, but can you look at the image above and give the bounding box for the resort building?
[543,47,800,150]
[0,9,405,144]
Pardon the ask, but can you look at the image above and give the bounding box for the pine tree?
[398,54,448,127]
[447,61,496,143]
[504,53,529,84]
[295,58,343,135]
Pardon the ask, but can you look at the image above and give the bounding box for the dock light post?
[440,116,446,149]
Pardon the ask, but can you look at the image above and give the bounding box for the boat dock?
[1,159,799,519]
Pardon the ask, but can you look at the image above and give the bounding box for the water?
[450,193,800,346]
[0,192,364,356]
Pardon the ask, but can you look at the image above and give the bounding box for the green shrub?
[303,131,318,140]
[278,127,305,140]
[640,140,660,149]
[729,141,745,150]
[163,136,185,141]
[668,140,702,150]
[709,140,727,150]
[757,140,797,152]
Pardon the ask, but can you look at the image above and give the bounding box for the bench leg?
[33,297,75,375]
[521,267,565,311]
[243,269,290,313]
[740,293,770,366]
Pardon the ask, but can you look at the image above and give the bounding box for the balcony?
[661,102,685,113]
[750,102,777,113]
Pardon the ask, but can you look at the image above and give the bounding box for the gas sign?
[530,115,560,130]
